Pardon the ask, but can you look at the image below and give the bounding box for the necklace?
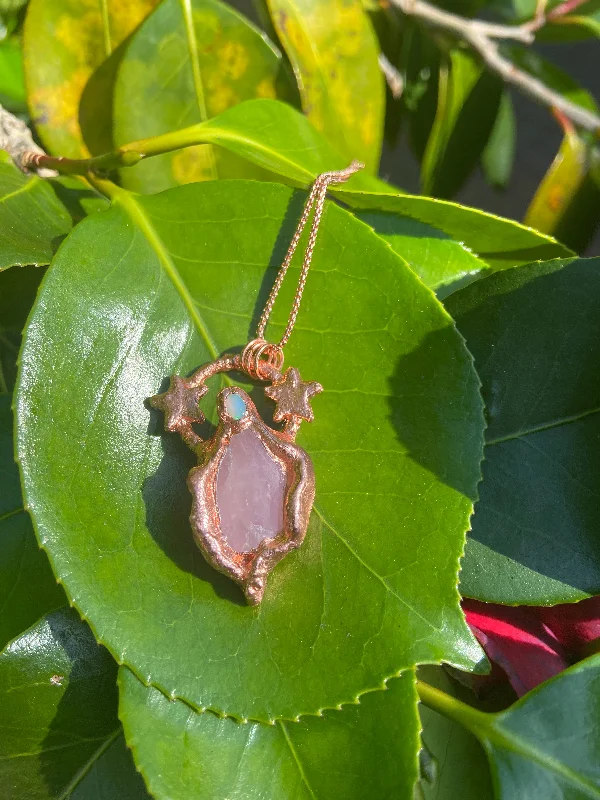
[150,162,362,604]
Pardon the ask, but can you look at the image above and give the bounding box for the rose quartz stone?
[216,428,286,552]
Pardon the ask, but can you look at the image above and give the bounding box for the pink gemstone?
[216,428,286,552]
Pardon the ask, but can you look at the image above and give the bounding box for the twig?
[392,0,600,134]
[393,0,535,42]
[379,54,404,99]
[0,103,57,177]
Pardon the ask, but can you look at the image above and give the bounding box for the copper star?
[265,367,323,423]
[149,376,208,432]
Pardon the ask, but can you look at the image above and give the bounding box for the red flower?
[462,596,600,697]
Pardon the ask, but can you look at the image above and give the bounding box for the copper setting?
[150,353,322,604]
[150,163,362,604]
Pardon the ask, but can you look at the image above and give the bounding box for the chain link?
[255,161,364,348]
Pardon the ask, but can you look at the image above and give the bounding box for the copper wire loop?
[241,338,284,380]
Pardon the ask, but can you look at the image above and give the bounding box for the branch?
[393,0,535,42]
[392,0,600,134]
[379,53,404,99]
[0,103,57,177]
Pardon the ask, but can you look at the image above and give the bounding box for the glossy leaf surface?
[0,154,72,270]
[265,0,384,171]
[23,0,159,157]
[114,0,292,193]
[119,666,418,799]
[449,258,600,604]
[142,99,571,272]
[17,180,484,721]
[0,609,149,800]
[0,393,65,651]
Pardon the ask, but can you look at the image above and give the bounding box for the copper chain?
[255,161,364,349]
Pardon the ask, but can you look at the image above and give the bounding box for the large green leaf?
[23,0,159,157]
[114,0,293,193]
[124,98,571,272]
[264,0,384,171]
[0,609,149,800]
[0,392,65,651]
[16,179,484,722]
[0,154,72,270]
[421,48,503,199]
[119,665,418,799]
[420,654,600,799]
[418,666,494,800]
[448,257,600,604]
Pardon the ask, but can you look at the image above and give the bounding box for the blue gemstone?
[225,392,246,420]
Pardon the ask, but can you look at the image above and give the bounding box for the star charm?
[265,367,323,423]
[149,376,208,432]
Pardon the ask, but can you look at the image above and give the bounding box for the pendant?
[150,341,322,604]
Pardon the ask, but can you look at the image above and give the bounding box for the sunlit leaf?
[265,0,384,171]
[16,179,485,722]
[526,133,600,255]
[23,0,160,157]
[449,257,600,605]
[354,211,490,297]
[0,609,150,800]
[119,666,419,799]
[0,153,72,270]
[114,0,293,193]
[128,98,572,273]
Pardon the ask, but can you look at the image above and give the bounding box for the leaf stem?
[416,680,491,737]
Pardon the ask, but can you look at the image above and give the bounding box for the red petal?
[538,596,600,657]
[463,599,570,696]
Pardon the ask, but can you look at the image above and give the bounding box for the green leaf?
[23,0,160,158]
[16,179,485,722]
[0,36,26,113]
[526,134,600,255]
[421,654,600,799]
[114,0,293,194]
[422,48,503,199]
[418,666,494,800]
[264,0,384,171]
[448,257,600,605]
[0,153,72,270]
[0,392,65,651]
[481,91,516,190]
[119,666,419,799]
[354,211,490,297]
[341,190,573,273]
[0,608,150,800]
[136,98,572,271]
